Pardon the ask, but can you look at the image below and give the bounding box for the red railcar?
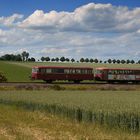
[94,67,140,83]
[31,66,94,83]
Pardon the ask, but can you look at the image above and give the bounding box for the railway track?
[0,81,139,86]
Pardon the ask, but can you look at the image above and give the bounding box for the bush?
[49,85,65,90]
[0,72,7,82]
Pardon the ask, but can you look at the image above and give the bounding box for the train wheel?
[74,80,80,84]
[107,80,113,84]
[46,80,53,83]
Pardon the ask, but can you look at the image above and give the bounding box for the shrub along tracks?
[0,82,140,91]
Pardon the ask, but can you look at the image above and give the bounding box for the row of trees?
[0,51,36,62]
[41,56,75,63]
[0,53,140,64]
[41,56,140,64]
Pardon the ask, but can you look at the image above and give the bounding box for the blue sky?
[0,0,140,61]
[1,0,140,16]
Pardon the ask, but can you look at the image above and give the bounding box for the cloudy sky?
[0,0,140,61]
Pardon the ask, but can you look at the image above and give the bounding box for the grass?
[0,61,31,82]
[0,61,140,82]
[0,104,140,140]
[8,61,140,68]
[0,90,140,132]
[0,90,140,113]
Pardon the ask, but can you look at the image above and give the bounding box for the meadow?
[0,90,140,133]
[1,104,140,140]
[0,61,140,139]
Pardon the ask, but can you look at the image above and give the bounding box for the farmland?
[0,90,140,133]
[0,61,140,139]
[1,104,140,140]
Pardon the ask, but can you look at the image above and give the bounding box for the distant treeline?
[41,56,140,64]
[0,52,140,64]
[0,51,35,62]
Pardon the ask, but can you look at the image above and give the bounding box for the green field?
[0,61,140,138]
[0,61,31,82]
[0,61,140,82]
[0,90,140,133]
[1,104,140,140]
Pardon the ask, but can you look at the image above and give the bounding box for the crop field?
[1,104,140,140]
[0,90,140,133]
[0,61,140,138]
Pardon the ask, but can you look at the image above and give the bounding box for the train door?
[102,69,108,81]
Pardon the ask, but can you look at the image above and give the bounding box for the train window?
[95,70,102,74]
[69,69,75,74]
[64,69,70,74]
[81,69,85,74]
[108,70,112,74]
[75,69,81,74]
[46,69,52,73]
[32,68,39,73]
[51,68,64,73]
[87,70,92,74]
[57,69,64,73]
[40,68,46,73]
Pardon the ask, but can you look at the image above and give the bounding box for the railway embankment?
[0,82,140,91]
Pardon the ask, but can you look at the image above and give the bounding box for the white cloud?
[0,14,23,26]
[0,3,140,61]
[19,3,140,33]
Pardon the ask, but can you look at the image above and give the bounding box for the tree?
[2,54,11,61]
[121,60,126,64]
[21,51,29,61]
[71,58,75,63]
[99,60,102,63]
[126,59,130,64]
[60,57,65,62]
[15,54,22,61]
[51,58,55,62]
[138,60,140,64]
[55,57,59,62]
[29,57,36,62]
[116,59,120,64]
[41,57,45,62]
[112,59,116,64]
[21,51,27,61]
[130,60,135,64]
[80,58,84,63]
[45,57,50,62]
[89,58,94,63]
[85,58,89,63]
[25,52,29,61]
[0,54,22,61]
[65,58,70,62]
[94,59,98,63]
[108,59,112,64]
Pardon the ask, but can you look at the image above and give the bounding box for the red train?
[31,66,94,83]
[95,67,140,83]
[31,66,140,83]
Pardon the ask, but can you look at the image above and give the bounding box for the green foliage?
[0,54,22,61]
[0,72,7,82]
[0,90,140,132]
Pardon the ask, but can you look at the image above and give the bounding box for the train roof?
[95,67,140,70]
[32,66,93,69]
